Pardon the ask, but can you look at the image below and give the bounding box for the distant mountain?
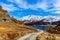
[52,21,60,25]
[43,16,60,22]
[21,15,60,25]
[21,15,42,23]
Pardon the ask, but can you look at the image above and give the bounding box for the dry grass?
[0,6,39,40]
[37,32,56,40]
[55,34,60,40]
[0,21,38,40]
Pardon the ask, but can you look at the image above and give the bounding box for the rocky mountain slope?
[0,6,10,21]
[47,24,60,34]
[0,5,38,40]
[0,21,38,40]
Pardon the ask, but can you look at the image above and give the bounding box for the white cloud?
[36,1,47,10]
[53,0,60,7]
[51,10,60,14]
[54,11,60,14]
[7,0,48,10]
[47,0,60,14]
[7,0,29,9]
[0,2,19,12]
[7,0,14,2]
[1,0,60,14]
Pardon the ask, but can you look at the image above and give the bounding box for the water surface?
[29,25,50,30]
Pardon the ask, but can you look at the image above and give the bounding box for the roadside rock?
[37,32,56,40]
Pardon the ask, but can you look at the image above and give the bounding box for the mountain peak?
[0,5,3,10]
[0,5,10,22]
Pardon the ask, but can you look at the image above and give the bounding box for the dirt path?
[17,31,43,40]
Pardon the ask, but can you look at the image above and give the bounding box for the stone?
[0,6,3,10]
[0,6,10,22]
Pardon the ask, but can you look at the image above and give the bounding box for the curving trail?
[17,30,44,40]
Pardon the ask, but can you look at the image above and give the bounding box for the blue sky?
[0,0,60,19]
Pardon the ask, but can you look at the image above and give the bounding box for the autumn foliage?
[11,17,23,24]
[47,24,60,34]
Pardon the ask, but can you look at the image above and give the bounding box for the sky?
[0,0,60,19]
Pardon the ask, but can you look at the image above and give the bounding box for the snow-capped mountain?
[21,15,60,23]
[21,15,42,23]
[43,16,60,22]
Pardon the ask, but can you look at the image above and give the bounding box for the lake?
[28,25,50,30]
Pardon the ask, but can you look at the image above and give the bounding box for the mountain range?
[21,15,60,25]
